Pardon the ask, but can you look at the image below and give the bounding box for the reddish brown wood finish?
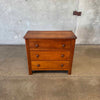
[29,39,71,50]
[30,50,71,61]
[31,61,70,70]
[25,39,32,75]
[24,31,77,75]
[68,39,76,75]
[24,31,77,39]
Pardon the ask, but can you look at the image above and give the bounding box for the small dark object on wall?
[73,11,82,16]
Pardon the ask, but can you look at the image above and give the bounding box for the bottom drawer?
[31,61,71,70]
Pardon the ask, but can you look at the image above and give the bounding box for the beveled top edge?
[24,31,77,39]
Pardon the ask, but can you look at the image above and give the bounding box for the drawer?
[29,39,71,50]
[30,50,71,61]
[31,61,70,70]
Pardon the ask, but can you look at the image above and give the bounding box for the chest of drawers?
[24,31,77,75]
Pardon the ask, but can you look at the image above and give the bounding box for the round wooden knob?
[35,44,39,48]
[37,64,40,67]
[61,54,64,57]
[36,54,39,58]
[61,64,64,67]
[62,44,65,47]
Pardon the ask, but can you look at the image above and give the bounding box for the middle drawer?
[30,50,71,61]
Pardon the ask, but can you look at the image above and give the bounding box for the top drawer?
[28,39,71,50]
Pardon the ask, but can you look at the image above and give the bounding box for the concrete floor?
[0,45,100,100]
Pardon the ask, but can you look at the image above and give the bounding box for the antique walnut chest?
[24,31,77,75]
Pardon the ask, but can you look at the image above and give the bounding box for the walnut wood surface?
[24,31,77,75]
[30,50,71,61]
[24,31,77,39]
[68,39,76,75]
[25,39,32,75]
[31,61,70,70]
[29,39,71,50]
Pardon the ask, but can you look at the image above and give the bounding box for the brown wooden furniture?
[24,31,77,75]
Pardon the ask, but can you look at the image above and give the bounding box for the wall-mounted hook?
[73,11,82,16]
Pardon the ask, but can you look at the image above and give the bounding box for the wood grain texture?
[24,31,77,39]
[29,39,71,50]
[68,39,76,75]
[30,50,71,61]
[25,39,32,75]
[31,61,70,70]
[24,31,77,75]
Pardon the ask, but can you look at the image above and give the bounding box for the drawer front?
[31,61,70,70]
[29,39,71,50]
[30,50,71,61]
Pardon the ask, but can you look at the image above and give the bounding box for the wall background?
[76,0,100,44]
[0,0,100,44]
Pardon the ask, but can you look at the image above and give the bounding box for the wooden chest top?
[24,31,77,39]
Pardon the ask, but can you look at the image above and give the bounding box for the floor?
[0,45,100,100]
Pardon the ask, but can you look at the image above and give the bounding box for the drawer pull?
[61,64,64,67]
[36,54,39,58]
[62,44,65,47]
[35,44,39,48]
[37,64,40,67]
[61,54,64,57]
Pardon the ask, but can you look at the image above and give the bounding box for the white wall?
[0,0,100,44]
[76,0,100,44]
[0,0,78,44]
